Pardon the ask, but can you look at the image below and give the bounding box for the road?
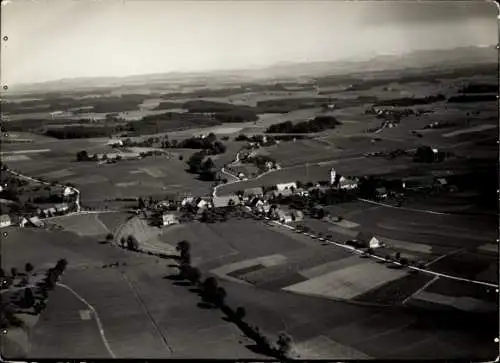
[6,168,81,213]
[211,147,499,290]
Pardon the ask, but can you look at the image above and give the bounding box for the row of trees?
[1,259,68,332]
[172,240,293,358]
[266,116,341,134]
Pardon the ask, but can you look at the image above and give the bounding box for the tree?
[215,287,227,307]
[186,267,201,285]
[126,235,139,251]
[176,240,191,255]
[203,157,215,171]
[206,132,217,143]
[187,152,205,173]
[76,150,89,162]
[235,306,246,320]
[23,288,35,308]
[202,277,218,300]
[413,146,434,163]
[55,259,68,274]
[180,251,191,266]
[24,263,34,275]
[276,332,292,356]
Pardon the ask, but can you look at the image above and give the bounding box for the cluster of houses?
[0,184,78,230]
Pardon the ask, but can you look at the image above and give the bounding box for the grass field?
[1,227,264,359]
[49,213,110,237]
[159,220,307,271]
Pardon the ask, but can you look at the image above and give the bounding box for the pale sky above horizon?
[1,0,498,85]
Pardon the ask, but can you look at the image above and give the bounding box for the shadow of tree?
[197,301,216,309]
[173,281,191,287]
[163,274,183,281]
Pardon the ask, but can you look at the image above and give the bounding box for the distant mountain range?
[9,46,497,93]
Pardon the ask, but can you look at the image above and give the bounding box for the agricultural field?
[1,226,264,359]
[47,213,110,237]
[2,44,498,361]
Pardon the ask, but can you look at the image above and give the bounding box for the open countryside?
[1,1,498,361]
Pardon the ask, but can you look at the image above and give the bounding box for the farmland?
[1,45,498,361]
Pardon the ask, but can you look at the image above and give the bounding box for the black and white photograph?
[0,0,498,360]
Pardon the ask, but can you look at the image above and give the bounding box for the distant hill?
[8,46,497,94]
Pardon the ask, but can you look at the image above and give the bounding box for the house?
[107,139,123,147]
[62,186,75,197]
[19,217,29,228]
[197,199,209,210]
[162,213,178,226]
[249,197,264,208]
[350,231,382,249]
[265,161,274,170]
[181,197,194,207]
[276,182,297,192]
[54,203,69,213]
[375,187,388,199]
[28,216,44,228]
[243,187,264,198]
[0,214,11,228]
[338,176,358,190]
[294,188,308,197]
[212,195,239,208]
[276,209,293,224]
[291,210,304,222]
[436,178,448,187]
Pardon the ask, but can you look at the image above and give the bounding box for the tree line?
[266,116,341,134]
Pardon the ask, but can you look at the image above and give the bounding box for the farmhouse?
[181,197,194,207]
[28,216,44,228]
[162,213,179,226]
[276,209,293,223]
[338,176,358,190]
[43,207,57,217]
[291,209,304,222]
[62,186,75,197]
[197,198,210,210]
[295,188,309,197]
[54,203,69,213]
[350,231,382,249]
[0,214,11,228]
[277,182,297,192]
[107,138,124,147]
[375,187,388,199]
[212,195,239,208]
[19,217,29,228]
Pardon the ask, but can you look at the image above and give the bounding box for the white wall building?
[276,182,297,192]
[0,214,12,228]
[162,214,178,226]
[63,186,75,197]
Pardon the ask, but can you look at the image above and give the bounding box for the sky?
[1,0,498,85]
